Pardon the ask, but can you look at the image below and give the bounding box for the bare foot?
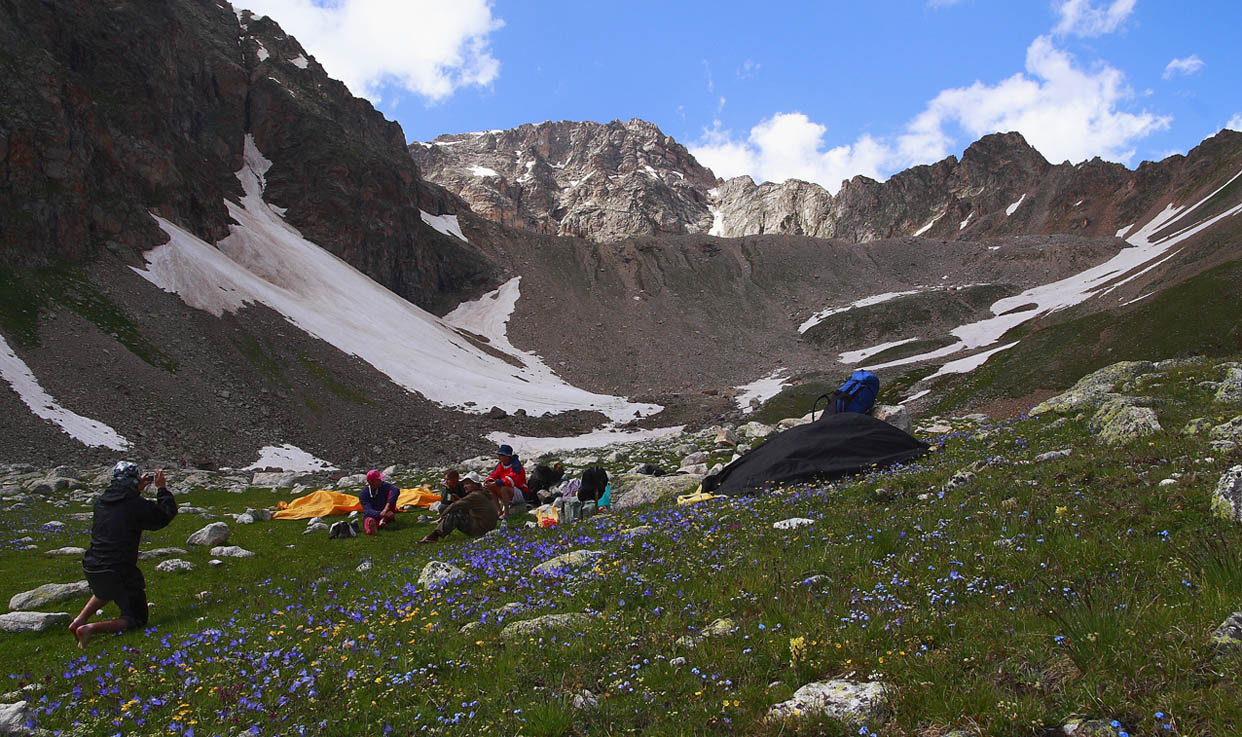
[75,624,92,649]
[68,616,88,636]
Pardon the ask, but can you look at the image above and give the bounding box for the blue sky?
[243,0,1241,192]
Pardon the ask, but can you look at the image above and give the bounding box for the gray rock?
[1210,465,1242,523]
[137,547,188,560]
[776,414,814,430]
[336,473,366,489]
[500,613,590,640]
[245,508,273,522]
[943,470,976,492]
[675,617,736,648]
[1061,719,1126,736]
[356,559,373,573]
[621,525,653,538]
[459,621,484,636]
[612,473,703,510]
[155,559,195,573]
[680,451,708,466]
[1183,417,1215,435]
[678,463,709,476]
[1210,440,1239,453]
[1030,361,1157,416]
[873,404,912,433]
[418,561,466,589]
[0,700,35,735]
[959,413,991,425]
[533,549,603,577]
[1034,449,1073,463]
[0,684,40,703]
[8,581,90,611]
[920,421,954,435]
[1089,399,1162,445]
[186,522,230,547]
[1214,368,1242,403]
[570,690,599,710]
[41,520,65,531]
[1210,415,1242,441]
[766,679,887,723]
[234,513,255,525]
[303,522,329,535]
[738,421,774,439]
[773,517,814,530]
[713,427,739,446]
[251,472,299,487]
[209,546,255,558]
[44,546,86,557]
[669,656,687,667]
[1210,609,1242,656]
[0,611,69,633]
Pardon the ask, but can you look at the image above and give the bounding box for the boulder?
[8,581,90,611]
[738,421,774,439]
[681,451,708,466]
[155,559,194,573]
[776,413,814,430]
[209,546,255,558]
[304,522,329,535]
[251,472,299,487]
[533,550,603,577]
[773,517,814,530]
[186,522,229,547]
[1089,399,1161,445]
[336,473,366,489]
[1210,415,1242,441]
[356,559,372,573]
[766,679,887,723]
[1034,449,1073,463]
[44,546,86,557]
[714,427,739,446]
[0,700,35,735]
[873,404,912,433]
[1210,609,1242,656]
[678,463,709,476]
[675,617,736,648]
[418,561,466,589]
[1184,417,1215,435]
[570,690,599,710]
[1214,368,1242,403]
[500,613,591,641]
[1210,465,1242,523]
[1030,361,1157,416]
[234,513,255,525]
[245,508,273,522]
[0,611,69,633]
[611,473,703,510]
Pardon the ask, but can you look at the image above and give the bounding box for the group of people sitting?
[356,443,608,543]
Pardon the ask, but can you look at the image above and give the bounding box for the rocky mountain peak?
[409,118,717,241]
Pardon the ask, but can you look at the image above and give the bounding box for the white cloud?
[1228,114,1242,132]
[238,0,502,102]
[1053,0,1135,37]
[691,36,1169,192]
[737,59,760,80]
[1162,55,1205,79]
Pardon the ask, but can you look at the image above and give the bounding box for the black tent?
[702,412,929,495]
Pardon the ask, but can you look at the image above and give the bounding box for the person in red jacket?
[484,444,527,519]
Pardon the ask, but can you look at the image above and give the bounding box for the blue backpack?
[814,370,880,419]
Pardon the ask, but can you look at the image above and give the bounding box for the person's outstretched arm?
[138,470,178,530]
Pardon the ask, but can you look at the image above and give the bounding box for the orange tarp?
[273,487,440,520]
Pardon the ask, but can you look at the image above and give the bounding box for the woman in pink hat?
[359,469,399,534]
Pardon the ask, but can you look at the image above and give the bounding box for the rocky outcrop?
[532,549,603,577]
[611,474,703,510]
[1031,361,1159,416]
[1210,465,1242,522]
[1089,398,1162,445]
[500,613,591,641]
[418,561,466,589]
[766,679,887,723]
[8,582,89,611]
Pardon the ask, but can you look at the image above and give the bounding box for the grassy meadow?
[2,358,1241,736]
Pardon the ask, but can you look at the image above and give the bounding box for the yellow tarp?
[273,487,440,520]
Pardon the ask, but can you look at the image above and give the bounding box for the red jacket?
[486,459,528,492]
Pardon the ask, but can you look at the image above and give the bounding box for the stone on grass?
[571,690,599,710]
[738,421,774,439]
[1184,417,1215,435]
[418,561,466,589]
[873,405,912,433]
[1210,415,1242,441]
[155,559,194,573]
[1034,449,1072,463]
[0,611,69,633]
[714,427,739,446]
[1214,368,1242,403]
[234,513,255,525]
[1211,440,1238,453]
[356,559,372,573]
[138,547,188,560]
[611,474,702,510]
[943,470,976,492]
[1209,609,1242,656]
[186,522,229,547]
[303,522,329,535]
[500,613,590,641]
[44,546,85,557]
[773,517,814,530]
[620,525,653,538]
[1210,465,1242,523]
[1030,360,1157,416]
[533,549,603,577]
[1089,400,1161,445]
[766,679,887,723]
[245,508,273,522]
[209,546,255,558]
[1061,718,1127,736]
[675,617,736,648]
[459,621,484,636]
[251,472,299,487]
[8,581,90,611]
[0,700,35,735]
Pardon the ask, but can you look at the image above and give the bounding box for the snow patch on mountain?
[0,334,130,450]
[242,444,337,472]
[800,290,924,334]
[913,212,943,237]
[487,425,686,456]
[135,135,660,423]
[468,165,499,178]
[419,211,467,242]
[290,54,308,69]
[734,369,789,414]
[924,342,1019,380]
[1005,194,1026,216]
[841,337,921,366]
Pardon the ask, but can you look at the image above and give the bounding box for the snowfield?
[135,135,661,424]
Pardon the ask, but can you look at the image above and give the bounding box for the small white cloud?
[690,35,1169,191]
[1227,114,1242,132]
[737,59,760,80]
[1163,55,1205,79]
[1053,0,1135,37]
[717,96,727,114]
[239,0,502,102]
[703,60,715,93]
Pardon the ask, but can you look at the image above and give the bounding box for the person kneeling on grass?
[484,444,529,519]
[419,473,498,543]
[71,462,177,649]
[360,469,400,534]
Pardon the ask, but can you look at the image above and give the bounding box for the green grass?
[2,357,1242,735]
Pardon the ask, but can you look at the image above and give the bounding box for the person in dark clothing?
[360,469,400,535]
[419,482,499,543]
[579,466,609,503]
[71,461,177,648]
[526,462,565,504]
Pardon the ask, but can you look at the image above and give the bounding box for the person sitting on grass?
[419,471,498,543]
[359,469,399,535]
[71,462,177,649]
[484,444,528,519]
[437,469,481,511]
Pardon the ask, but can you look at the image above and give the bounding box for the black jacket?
[82,478,178,573]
